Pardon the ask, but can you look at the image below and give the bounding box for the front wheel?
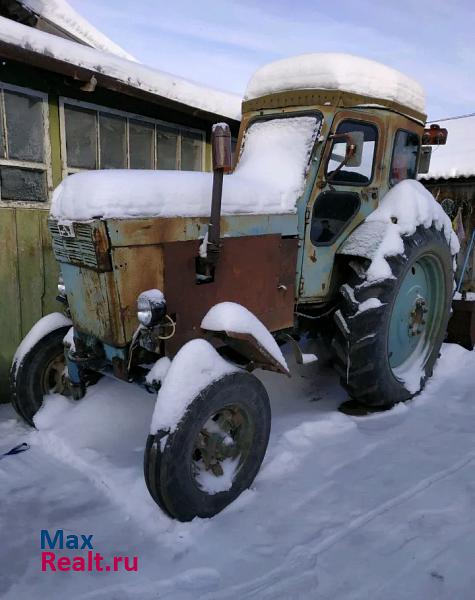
[144,371,271,521]
[10,325,71,426]
[332,225,453,408]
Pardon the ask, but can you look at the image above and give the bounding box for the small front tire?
[144,371,271,521]
[10,326,71,427]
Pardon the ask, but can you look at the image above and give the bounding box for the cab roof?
[243,53,426,122]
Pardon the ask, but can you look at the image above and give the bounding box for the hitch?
[196,122,232,282]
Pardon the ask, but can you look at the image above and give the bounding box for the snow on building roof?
[0,16,241,120]
[244,53,426,116]
[18,0,136,61]
[421,115,475,180]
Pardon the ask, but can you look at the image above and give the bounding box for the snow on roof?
[0,16,241,120]
[245,53,426,116]
[18,0,136,61]
[421,115,475,180]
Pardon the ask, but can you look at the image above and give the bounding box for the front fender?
[201,302,289,375]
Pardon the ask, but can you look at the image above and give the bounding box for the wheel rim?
[388,253,446,377]
[41,352,68,395]
[191,405,253,493]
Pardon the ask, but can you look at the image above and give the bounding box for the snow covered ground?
[0,342,474,599]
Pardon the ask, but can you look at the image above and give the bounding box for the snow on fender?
[149,339,238,435]
[201,301,289,374]
[11,312,72,378]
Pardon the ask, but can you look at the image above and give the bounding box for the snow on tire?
[144,371,271,521]
[332,225,453,408]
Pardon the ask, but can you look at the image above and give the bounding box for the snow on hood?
[18,0,136,61]
[51,116,319,221]
[0,16,241,121]
[245,53,425,116]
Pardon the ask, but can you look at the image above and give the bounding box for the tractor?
[10,54,459,521]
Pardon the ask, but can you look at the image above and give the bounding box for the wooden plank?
[0,208,21,403]
[15,209,44,338]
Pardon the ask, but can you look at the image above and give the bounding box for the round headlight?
[137,296,153,326]
[137,289,166,328]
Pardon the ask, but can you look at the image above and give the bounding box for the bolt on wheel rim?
[191,405,253,492]
[388,254,445,377]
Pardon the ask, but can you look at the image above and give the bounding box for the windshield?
[233,115,320,210]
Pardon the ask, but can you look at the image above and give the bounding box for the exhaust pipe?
[197,122,232,281]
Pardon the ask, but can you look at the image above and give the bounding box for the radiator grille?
[49,221,101,269]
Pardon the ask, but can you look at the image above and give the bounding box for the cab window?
[326,120,377,185]
[390,130,419,186]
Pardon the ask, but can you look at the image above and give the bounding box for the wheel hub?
[192,406,250,480]
[408,296,428,337]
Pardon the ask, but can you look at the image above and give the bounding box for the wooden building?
[0,3,240,402]
[421,115,475,291]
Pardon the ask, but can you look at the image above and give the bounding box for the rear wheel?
[144,371,271,521]
[332,225,453,408]
[10,327,71,426]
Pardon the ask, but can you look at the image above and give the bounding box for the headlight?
[137,289,166,327]
[57,275,66,298]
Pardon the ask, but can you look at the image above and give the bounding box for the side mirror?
[418,146,432,174]
[345,131,364,167]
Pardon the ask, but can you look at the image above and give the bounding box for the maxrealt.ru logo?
[40,530,138,572]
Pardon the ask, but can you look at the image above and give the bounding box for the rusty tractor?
[10,55,459,520]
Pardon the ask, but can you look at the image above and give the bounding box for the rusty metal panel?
[61,264,125,346]
[111,245,165,341]
[162,235,298,354]
[106,214,298,247]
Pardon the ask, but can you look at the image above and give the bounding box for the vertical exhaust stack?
[196,122,232,282]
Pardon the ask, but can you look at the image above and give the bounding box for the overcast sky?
[70,0,474,120]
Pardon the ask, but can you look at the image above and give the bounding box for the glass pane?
[0,167,47,202]
[4,90,44,162]
[65,106,97,169]
[390,130,419,186]
[99,113,126,169]
[181,130,203,171]
[129,120,154,169]
[326,120,377,184]
[156,125,178,170]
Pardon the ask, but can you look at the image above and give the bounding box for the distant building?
[421,115,475,291]
[0,1,240,402]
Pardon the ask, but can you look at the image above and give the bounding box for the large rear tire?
[144,371,271,521]
[10,326,71,427]
[332,225,453,408]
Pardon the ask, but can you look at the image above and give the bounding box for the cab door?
[299,110,387,302]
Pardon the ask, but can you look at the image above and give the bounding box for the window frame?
[324,118,379,187]
[58,97,206,177]
[0,82,52,206]
[389,128,420,187]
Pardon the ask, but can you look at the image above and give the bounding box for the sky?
[69,0,475,120]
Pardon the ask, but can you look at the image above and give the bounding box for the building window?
[0,85,49,203]
[326,120,378,185]
[61,100,205,175]
[390,129,419,186]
